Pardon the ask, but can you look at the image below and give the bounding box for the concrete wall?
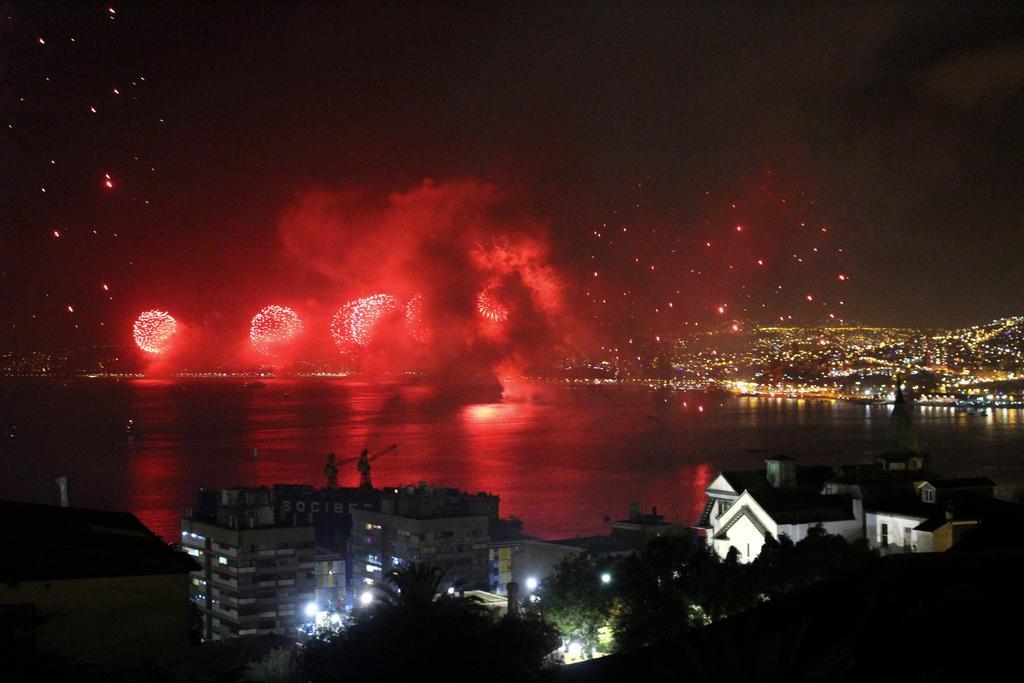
[866,511,924,552]
[719,514,772,563]
[511,540,583,587]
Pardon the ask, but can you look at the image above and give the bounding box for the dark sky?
[3,1,1024,357]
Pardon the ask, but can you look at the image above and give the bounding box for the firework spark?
[405,294,428,342]
[249,305,303,356]
[133,309,178,354]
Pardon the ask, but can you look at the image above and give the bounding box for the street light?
[525,576,539,591]
[304,601,318,618]
[359,590,374,606]
[600,572,612,584]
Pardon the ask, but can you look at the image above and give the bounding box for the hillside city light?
[601,572,612,584]
[525,576,539,591]
[304,601,318,618]
[360,591,374,606]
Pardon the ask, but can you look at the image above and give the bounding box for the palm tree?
[371,563,487,617]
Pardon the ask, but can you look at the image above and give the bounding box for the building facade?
[181,488,317,640]
[348,483,497,595]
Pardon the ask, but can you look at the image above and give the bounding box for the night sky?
[4,2,1024,361]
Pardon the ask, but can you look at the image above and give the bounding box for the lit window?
[186,548,200,557]
[218,556,229,565]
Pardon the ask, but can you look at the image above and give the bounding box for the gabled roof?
[931,478,995,489]
[872,492,1021,533]
[749,490,855,525]
[713,464,834,497]
[0,499,199,583]
[718,469,770,493]
[549,534,636,555]
[713,505,769,540]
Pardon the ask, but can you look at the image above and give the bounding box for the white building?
[706,487,862,562]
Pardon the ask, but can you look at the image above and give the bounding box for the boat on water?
[955,401,987,415]
[125,419,144,440]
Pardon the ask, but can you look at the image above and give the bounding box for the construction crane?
[324,444,397,490]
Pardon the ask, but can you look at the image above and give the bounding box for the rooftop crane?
[324,444,397,490]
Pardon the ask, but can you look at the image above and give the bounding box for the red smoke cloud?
[277,178,576,382]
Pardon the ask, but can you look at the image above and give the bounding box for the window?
[218,556,229,565]
[881,522,889,547]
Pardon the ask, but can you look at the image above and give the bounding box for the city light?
[600,572,612,584]
[525,577,539,591]
[304,601,318,618]
[359,591,374,606]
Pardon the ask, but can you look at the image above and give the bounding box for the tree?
[608,534,702,652]
[535,554,612,656]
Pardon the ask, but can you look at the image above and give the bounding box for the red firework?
[477,287,509,322]
[133,309,178,354]
[250,305,303,356]
[405,294,428,342]
[330,294,399,349]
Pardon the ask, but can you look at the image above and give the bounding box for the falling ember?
[52,230,60,238]
[133,309,177,354]
[102,284,109,291]
[249,305,303,356]
[717,305,726,314]
[66,305,74,313]
[806,294,814,301]
[476,287,510,322]
[838,274,847,281]
[331,294,399,348]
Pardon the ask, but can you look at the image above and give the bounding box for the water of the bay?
[2,378,1022,541]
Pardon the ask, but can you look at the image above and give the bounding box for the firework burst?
[331,294,399,349]
[477,287,509,322]
[249,305,303,356]
[133,310,178,354]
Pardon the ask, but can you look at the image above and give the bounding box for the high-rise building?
[349,483,498,596]
[180,487,317,640]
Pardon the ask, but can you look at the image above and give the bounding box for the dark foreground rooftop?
[0,499,198,582]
